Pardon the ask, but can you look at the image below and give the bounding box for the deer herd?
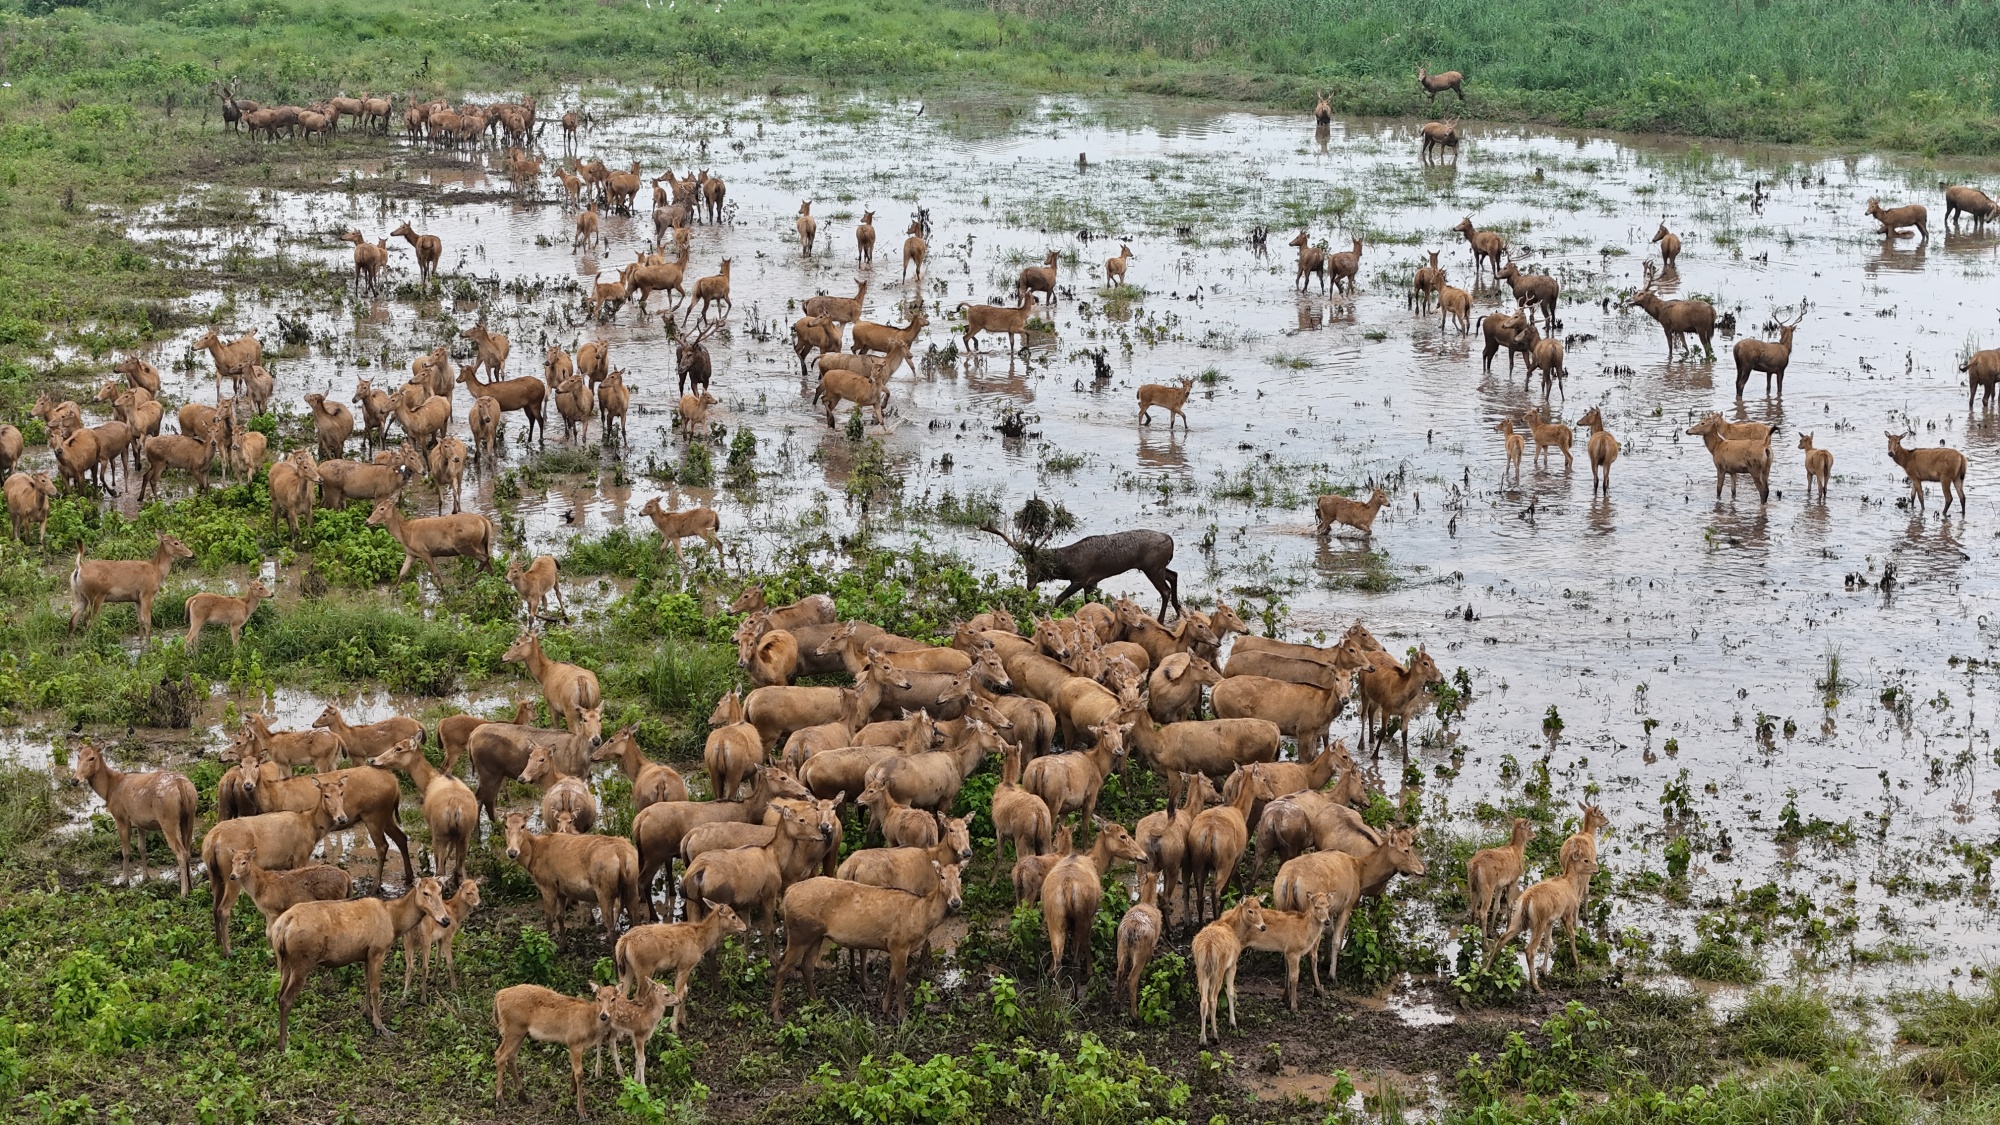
[12,70,1995,1115]
[71,569,1597,1114]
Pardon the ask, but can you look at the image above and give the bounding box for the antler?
[979,522,1021,550]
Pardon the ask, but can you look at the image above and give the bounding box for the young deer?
[1137,376,1194,430]
[1494,417,1524,482]
[638,497,723,566]
[615,901,748,1034]
[492,983,617,1119]
[1524,407,1574,471]
[1418,65,1466,104]
[1193,895,1267,1044]
[1467,817,1533,937]
[1799,433,1833,502]
[225,847,353,945]
[402,877,480,1000]
[1315,486,1387,539]
[1104,242,1134,286]
[1115,868,1164,1019]
[1241,890,1335,1011]
[1578,407,1619,494]
[70,534,193,641]
[1651,220,1681,268]
[183,579,273,651]
[1484,857,1597,992]
[71,741,199,894]
[1289,229,1329,292]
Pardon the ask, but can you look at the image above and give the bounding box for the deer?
[638,497,723,567]
[270,871,451,1050]
[1799,433,1832,502]
[1651,219,1681,268]
[1313,89,1332,124]
[770,862,963,1021]
[492,983,618,1119]
[427,435,467,515]
[506,554,568,622]
[503,631,603,733]
[1105,242,1135,286]
[1453,216,1506,282]
[193,328,262,396]
[689,258,733,323]
[1886,431,1969,515]
[1315,485,1388,539]
[70,741,198,895]
[855,208,877,262]
[303,392,355,460]
[461,323,511,377]
[1186,765,1270,924]
[1018,250,1060,308]
[1041,819,1146,994]
[956,294,1039,355]
[982,523,1181,620]
[1626,282,1717,359]
[401,877,480,1001]
[503,810,643,943]
[1578,406,1620,494]
[1484,857,1598,993]
[1467,817,1533,937]
[70,533,192,641]
[459,362,547,445]
[795,200,818,254]
[183,578,272,651]
[370,737,479,886]
[216,79,259,132]
[224,846,352,947]
[339,231,391,294]
[391,222,443,284]
[1194,895,1268,1044]
[1733,304,1806,397]
[1944,184,2000,231]
[1491,417,1524,483]
[203,776,344,950]
[1435,283,1472,336]
[1289,229,1329,292]
[901,219,928,280]
[1558,802,1610,905]
[1412,250,1446,314]
[590,726,687,814]
[366,495,496,583]
[521,743,599,835]
[1496,256,1560,332]
[1522,407,1573,471]
[1115,868,1165,1019]
[1357,646,1444,757]
[1273,827,1425,988]
[4,471,57,545]
[1866,197,1929,241]
[1418,65,1466,104]
[804,278,868,329]
[852,302,926,355]
[245,711,341,774]
[114,354,163,397]
[616,902,746,1035]
[1686,414,1773,502]
[1137,376,1194,429]
[1419,119,1459,163]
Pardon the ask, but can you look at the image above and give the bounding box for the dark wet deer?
[982,524,1183,621]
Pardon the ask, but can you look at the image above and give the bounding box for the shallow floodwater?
[74,92,2000,998]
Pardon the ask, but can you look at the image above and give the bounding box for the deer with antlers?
[1733,303,1806,398]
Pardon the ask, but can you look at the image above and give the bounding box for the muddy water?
[79,93,2000,998]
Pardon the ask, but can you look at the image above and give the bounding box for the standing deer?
[982,524,1181,620]
[1418,66,1465,105]
[1651,220,1681,268]
[1289,230,1328,292]
[1733,304,1806,397]
[1452,217,1505,283]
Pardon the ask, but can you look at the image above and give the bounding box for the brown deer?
[1105,242,1134,286]
[1625,283,1716,359]
[402,877,479,1000]
[1524,407,1573,471]
[391,222,443,284]
[1944,184,2000,231]
[690,258,733,323]
[1651,220,1681,268]
[856,209,877,262]
[901,220,928,281]
[616,902,746,1034]
[1193,895,1268,1044]
[1866,197,1929,241]
[461,323,511,377]
[956,294,1039,356]
[1886,431,1969,515]
[506,554,568,622]
[1484,858,1597,993]
[1418,65,1465,104]
[769,862,963,1021]
[1467,817,1532,937]
[1578,406,1620,494]
[70,534,192,640]
[1412,250,1446,314]
[4,471,58,545]
[1313,89,1332,125]
[638,497,722,566]
[1115,869,1164,1018]
[1496,256,1559,332]
[71,741,198,894]
[369,737,479,886]
[184,578,272,651]
[1685,414,1773,502]
[1357,647,1443,757]
[1494,416,1524,482]
[796,200,817,255]
[303,392,355,460]
[339,231,391,294]
[459,363,547,445]
[503,810,643,943]
[1419,119,1459,164]
[1041,819,1146,994]
[1326,237,1363,295]
[1733,304,1805,397]
[1018,250,1060,308]
[271,875,452,1049]
[502,630,603,732]
[1799,433,1832,502]
[1453,216,1506,283]
[1137,376,1194,430]
[1316,486,1387,539]
[1289,229,1329,292]
[366,495,497,582]
[492,984,617,1119]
